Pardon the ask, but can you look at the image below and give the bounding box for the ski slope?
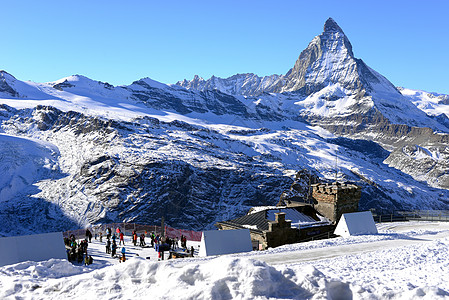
[1,221,448,299]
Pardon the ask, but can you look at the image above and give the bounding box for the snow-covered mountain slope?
[0,133,59,202]
[1,102,448,236]
[0,18,449,236]
[0,130,78,236]
[399,87,449,127]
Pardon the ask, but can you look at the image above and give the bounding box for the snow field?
[0,133,59,203]
[1,222,449,299]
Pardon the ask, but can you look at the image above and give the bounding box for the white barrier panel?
[334,211,378,238]
[199,229,252,257]
[0,232,67,267]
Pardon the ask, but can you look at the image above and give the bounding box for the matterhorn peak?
[323,17,344,33]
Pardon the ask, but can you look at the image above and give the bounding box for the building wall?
[216,223,266,249]
[216,211,338,250]
[264,213,299,249]
[312,183,361,223]
[0,232,67,267]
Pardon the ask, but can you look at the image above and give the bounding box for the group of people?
[66,227,195,265]
[64,234,93,266]
[101,227,150,262]
[103,227,126,262]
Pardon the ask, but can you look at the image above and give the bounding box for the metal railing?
[63,222,203,241]
[299,230,338,243]
[63,223,164,240]
[372,210,449,223]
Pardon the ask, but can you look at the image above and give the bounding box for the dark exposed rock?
[323,17,344,33]
[53,79,75,91]
[0,71,20,97]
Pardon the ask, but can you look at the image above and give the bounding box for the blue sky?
[2,0,448,93]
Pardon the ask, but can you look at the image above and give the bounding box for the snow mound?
[0,257,332,299]
[64,257,307,299]
[0,259,88,279]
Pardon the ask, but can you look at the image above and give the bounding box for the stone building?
[215,206,334,250]
[216,180,361,250]
[311,182,361,223]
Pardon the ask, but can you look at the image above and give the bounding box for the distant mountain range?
[1,18,449,236]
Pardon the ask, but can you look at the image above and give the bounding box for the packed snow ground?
[1,221,448,299]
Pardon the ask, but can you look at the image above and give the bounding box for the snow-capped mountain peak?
[0,70,21,98]
[130,77,171,90]
[176,18,396,98]
[51,74,115,91]
[280,16,402,97]
[52,74,92,84]
[323,17,344,33]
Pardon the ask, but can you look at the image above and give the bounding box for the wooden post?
[161,216,165,237]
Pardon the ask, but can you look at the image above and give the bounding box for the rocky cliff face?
[177,74,284,97]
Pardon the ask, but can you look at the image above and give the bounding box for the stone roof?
[216,206,329,232]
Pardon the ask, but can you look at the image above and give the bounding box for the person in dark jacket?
[85,229,92,243]
[140,233,146,247]
[106,239,111,254]
[111,241,117,257]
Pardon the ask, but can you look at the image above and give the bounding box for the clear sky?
[2,0,448,94]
